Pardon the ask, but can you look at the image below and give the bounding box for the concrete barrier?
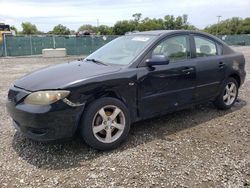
[42,48,67,57]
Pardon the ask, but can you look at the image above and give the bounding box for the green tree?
[240,18,250,34]
[175,16,184,29]
[132,13,142,23]
[10,25,18,34]
[78,24,114,35]
[51,24,70,35]
[21,22,38,34]
[138,18,164,31]
[78,24,97,32]
[230,17,242,34]
[113,20,136,35]
[204,17,250,35]
[163,14,196,30]
[70,30,76,35]
[112,14,196,35]
[96,25,113,35]
[164,15,176,29]
[132,13,142,30]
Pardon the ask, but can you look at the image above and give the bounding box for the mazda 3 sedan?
[7,30,246,150]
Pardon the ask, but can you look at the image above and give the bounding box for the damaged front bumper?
[6,85,84,141]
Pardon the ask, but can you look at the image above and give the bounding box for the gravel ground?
[0,47,249,188]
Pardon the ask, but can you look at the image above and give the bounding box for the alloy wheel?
[223,82,237,106]
[92,105,126,143]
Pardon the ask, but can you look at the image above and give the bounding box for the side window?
[152,35,190,62]
[194,36,217,57]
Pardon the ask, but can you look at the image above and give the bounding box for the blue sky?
[0,0,249,32]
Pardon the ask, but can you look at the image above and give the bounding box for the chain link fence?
[0,35,118,57]
[0,43,3,56]
[218,34,250,46]
[0,34,250,57]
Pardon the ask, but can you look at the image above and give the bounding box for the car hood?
[14,61,122,91]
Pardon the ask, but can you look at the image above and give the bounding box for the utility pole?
[97,19,99,27]
[216,16,222,36]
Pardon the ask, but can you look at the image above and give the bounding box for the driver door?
[137,35,197,118]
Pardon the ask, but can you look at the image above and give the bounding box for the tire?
[214,77,239,110]
[80,97,131,150]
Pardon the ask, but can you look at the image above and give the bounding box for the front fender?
[65,69,138,123]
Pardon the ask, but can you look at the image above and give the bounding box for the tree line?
[204,17,250,35]
[10,14,250,36]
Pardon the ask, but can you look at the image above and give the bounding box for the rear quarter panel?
[223,51,246,86]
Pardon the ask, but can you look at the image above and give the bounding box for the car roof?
[132,30,181,36]
[129,30,228,46]
[131,30,216,36]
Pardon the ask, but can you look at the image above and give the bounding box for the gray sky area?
[0,0,249,32]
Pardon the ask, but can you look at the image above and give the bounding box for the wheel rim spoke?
[230,92,236,97]
[98,108,108,121]
[229,84,235,92]
[93,124,106,133]
[105,129,112,142]
[112,122,125,130]
[223,94,229,100]
[110,108,121,120]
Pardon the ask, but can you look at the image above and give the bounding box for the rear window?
[194,36,217,57]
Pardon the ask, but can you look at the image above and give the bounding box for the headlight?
[24,90,70,105]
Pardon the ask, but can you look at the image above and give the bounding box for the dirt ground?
[0,47,249,188]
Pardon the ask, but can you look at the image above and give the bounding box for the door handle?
[218,62,225,68]
[182,67,194,74]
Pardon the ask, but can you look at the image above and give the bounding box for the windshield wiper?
[85,58,108,66]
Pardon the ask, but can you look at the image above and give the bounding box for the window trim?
[192,34,221,58]
[138,34,192,67]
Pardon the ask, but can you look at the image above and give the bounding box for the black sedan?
[7,30,246,150]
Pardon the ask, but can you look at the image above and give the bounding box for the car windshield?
[86,35,155,65]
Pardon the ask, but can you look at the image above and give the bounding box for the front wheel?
[214,77,239,110]
[80,97,130,150]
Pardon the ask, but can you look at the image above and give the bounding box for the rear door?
[191,35,226,101]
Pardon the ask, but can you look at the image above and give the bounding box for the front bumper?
[6,86,83,142]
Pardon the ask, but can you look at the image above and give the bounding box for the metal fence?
[0,34,250,57]
[218,34,250,46]
[0,35,118,57]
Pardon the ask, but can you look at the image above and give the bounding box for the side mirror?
[146,55,169,67]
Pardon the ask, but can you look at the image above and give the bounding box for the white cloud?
[0,0,249,31]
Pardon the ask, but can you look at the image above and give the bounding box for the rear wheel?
[81,97,130,150]
[214,77,238,110]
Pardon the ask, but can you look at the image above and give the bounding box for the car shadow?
[11,99,247,170]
